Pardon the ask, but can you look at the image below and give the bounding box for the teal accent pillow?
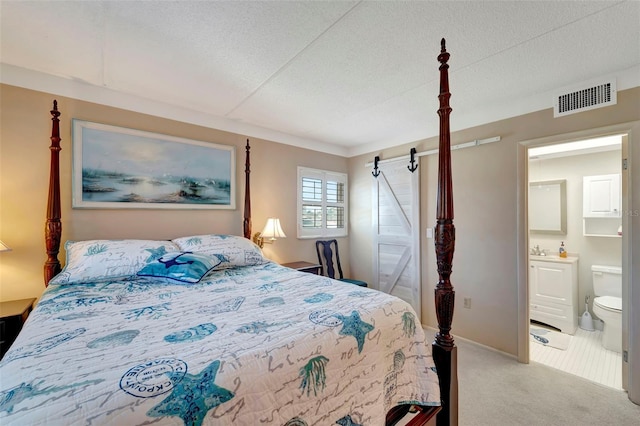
[137,252,219,283]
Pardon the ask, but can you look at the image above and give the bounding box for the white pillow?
[171,234,265,269]
[48,239,180,285]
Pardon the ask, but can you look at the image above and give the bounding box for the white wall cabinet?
[583,174,621,237]
[529,257,578,334]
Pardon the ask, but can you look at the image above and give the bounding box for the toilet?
[591,265,622,353]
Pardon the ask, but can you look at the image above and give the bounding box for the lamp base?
[252,232,264,248]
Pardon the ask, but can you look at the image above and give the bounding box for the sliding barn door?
[373,158,421,320]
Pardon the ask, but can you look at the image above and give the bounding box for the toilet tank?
[592,265,622,298]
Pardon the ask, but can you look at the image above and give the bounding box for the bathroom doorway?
[527,134,624,390]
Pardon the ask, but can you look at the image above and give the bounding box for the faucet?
[530,245,545,256]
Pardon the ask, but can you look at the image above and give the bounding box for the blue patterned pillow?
[48,239,180,285]
[172,234,266,269]
[137,252,219,283]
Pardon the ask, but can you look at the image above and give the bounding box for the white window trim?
[297,166,348,239]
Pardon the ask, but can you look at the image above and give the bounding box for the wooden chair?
[315,239,367,287]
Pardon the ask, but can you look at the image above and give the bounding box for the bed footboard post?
[44,100,62,286]
[243,139,252,239]
[433,38,458,426]
[432,344,458,425]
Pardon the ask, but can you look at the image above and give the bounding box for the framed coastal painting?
[72,120,235,209]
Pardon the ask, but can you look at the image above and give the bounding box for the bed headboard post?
[44,100,62,286]
[433,38,458,425]
[435,39,455,347]
[243,139,252,239]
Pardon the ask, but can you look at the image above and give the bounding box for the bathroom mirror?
[529,179,567,235]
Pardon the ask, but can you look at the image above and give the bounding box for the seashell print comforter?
[0,262,439,425]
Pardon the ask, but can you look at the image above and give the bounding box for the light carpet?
[423,329,640,426]
[530,327,571,350]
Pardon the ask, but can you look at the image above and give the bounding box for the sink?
[530,254,557,260]
[530,254,578,263]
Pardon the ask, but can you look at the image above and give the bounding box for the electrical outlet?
[463,298,471,309]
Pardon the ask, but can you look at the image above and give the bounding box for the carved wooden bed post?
[243,139,252,239]
[44,100,62,286]
[433,38,458,425]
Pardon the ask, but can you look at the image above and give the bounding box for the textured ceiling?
[1,1,639,157]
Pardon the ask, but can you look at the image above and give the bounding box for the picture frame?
[72,120,235,209]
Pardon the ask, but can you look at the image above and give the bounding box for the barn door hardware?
[407,148,418,172]
[372,156,381,177]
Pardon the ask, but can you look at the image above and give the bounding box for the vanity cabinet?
[529,257,578,334]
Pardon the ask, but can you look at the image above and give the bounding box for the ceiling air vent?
[554,79,616,118]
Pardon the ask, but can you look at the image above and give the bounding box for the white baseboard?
[422,325,518,360]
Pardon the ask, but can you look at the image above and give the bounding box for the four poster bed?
[0,41,457,425]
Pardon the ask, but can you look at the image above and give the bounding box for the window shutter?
[297,167,347,238]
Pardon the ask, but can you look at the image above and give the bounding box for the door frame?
[517,122,637,396]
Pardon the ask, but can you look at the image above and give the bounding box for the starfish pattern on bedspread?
[334,311,374,353]
[147,360,234,426]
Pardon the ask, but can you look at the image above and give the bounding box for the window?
[297,167,347,238]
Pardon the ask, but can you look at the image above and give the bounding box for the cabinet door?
[583,174,621,217]
[530,261,572,306]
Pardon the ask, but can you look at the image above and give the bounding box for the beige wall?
[2,82,640,401]
[349,87,640,357]
[0,84,349,301]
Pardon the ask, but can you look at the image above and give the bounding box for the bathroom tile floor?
[530,323,622,390]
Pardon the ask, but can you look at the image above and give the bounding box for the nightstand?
[0,297,36,358]
[282,261,322,275]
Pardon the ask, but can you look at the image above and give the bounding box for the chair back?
[315,239,344,279]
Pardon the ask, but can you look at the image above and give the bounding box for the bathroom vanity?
[529,255,579,334]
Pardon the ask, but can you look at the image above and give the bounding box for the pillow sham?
[171,234,266,269]
[48,239,179,285]
[137,251,218,283]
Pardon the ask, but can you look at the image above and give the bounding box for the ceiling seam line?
[313,0,629,138]
[224,0,364,117]
[451,1,627,75]
[101,2,108,87]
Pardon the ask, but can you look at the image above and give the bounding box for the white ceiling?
[1,1,639,157]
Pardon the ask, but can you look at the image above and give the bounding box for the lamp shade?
[261,218,286,240]
[0,240,11,253]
